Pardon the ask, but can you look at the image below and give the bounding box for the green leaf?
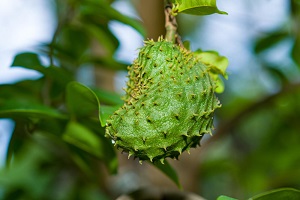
[152,160,182,189]
[63,121,118,173]
[263,64,289,85]
[194,50,228,77]
[83,56,128,71]
[0,79,43,100]
[58,26,90,58]
[292,35,300,67]
[63,122,102,158]
[81,2,146,37]
[249,188,300,200]
[171,0,227,15]
[11,52,73,86]
[99,105,121,127]
[0,99,65,119]
[66,82,120,129]
[102,5,146,37]
[66,82,100,119]
[84,24,118,56]
[44,66,74,86]
[194,50,229,93]
[91,88,123,105]
[0,137,54,199]
[217,195,238,200]
[11,52,43,71]
[255,31,289,53]
[109,10,146,37]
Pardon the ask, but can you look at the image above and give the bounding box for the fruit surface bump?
[105,38,221,162]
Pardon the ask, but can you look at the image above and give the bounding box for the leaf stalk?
[164,3,183,46]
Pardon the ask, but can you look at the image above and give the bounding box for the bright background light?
[0,0,55,166]
[0,0,55,84]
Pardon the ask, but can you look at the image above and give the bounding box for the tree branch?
[164,3,183,46]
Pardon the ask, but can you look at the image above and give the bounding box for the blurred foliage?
[248,188,300,200]
[0,0,144,199]
[218,188,300,200]
[196,0,300,199]
[1,0,300,200]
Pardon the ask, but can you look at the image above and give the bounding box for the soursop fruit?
[105,38,221,163]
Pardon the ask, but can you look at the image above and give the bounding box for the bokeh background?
[0,0,300,199]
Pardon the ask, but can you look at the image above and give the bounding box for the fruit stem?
[165,3,183,46]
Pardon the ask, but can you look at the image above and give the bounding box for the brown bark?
[134,0,165,39]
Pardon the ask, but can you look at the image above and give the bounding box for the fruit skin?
[105,38,221,163]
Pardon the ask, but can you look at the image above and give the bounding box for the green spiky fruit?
[105,38,221,163]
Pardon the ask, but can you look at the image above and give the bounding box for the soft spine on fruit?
[105,38,221,163]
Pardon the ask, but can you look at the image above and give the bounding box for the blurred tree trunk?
[133,0,165,39]
[92,40,115,91]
